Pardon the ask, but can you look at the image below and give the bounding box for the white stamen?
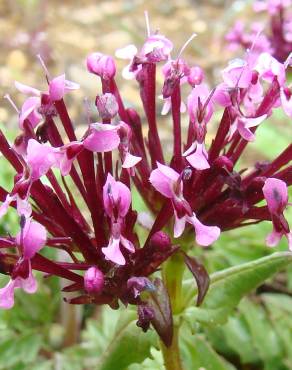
[36,54,51,79]
[4,94,19,114]
[247,27,263,56]
[144,11,151,37]
[234,28,263,89]
[177,33,197,60]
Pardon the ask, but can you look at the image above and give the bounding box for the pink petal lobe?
[19,271,38,294]
[280,89,292,117]
[19,97,41,129]
[102,237,125,265]
[17,219,47,259]
[174,213,186,238]
[189,213,220,246]
[122,152,142,169]
[263,178,288,214]
[186,143,210,170]
[15,81,40,96]
[26,140,56,181]
[266,229,283,247]
[83,124,120,152]
[237,120,256,141]
[103,174,131,218]
[120,236,135,253]
[0,280,16,309]
[49,74,66,101]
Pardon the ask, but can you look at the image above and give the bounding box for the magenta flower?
[0,17,291,348]
[263,178,292,249]
[116,33,173,80]
[83,123,121,153]
[15,74,79,130]
[101,174,135,265]
[0,219,46,309]
[150,163,220,245]
[230,114,267,142]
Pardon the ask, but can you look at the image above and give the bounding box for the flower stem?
[160,326,183,370]
[161,253,185,370]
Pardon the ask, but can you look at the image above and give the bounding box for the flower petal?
[15,81,40,96]
[49,74,66,101]
[83,124,120,152]
[188,213,220,246]
[17,219,47,259]
[122,152,142,169]
[263,178,288,214]
[103,174,131,218]
[115,44,137,60]
[0,280,16,309]
[174,213,186,238]
[186,143,210,170]
[149,162,180,199]
[102,237,125,265]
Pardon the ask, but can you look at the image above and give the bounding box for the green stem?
[160,326,183,370]
[161,253,185,370]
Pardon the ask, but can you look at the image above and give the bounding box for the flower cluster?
[0,14,291,337]
[226,0,292,63]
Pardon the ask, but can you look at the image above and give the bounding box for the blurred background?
[0,1,292,370]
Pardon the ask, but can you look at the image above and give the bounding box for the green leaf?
[239,299,283,362]
[184,252,292,325]
[181,333,236,370]
[0,332,42,369]
[206,314,260,364]
[263,294,292,368]
[97,310,155,370]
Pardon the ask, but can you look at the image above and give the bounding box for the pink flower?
[0,270,37,309]
[116,34,173,80]
[183,142,210,170]
[16,218,47,258]
[118,123,141,173]
[149,163,220,245]
[26,139,57,181]
[48,74,79,102]
[101,174,135,265]
[53,141,84,176]
[230,114,267,142]
[263,178,292,249]
[222,58,253,89]
[187,84,214,124]
[15,75,79,129]
[83,123,120,153]
[103,174,131,219]
[0,219,46,309]
[254,0,292,15]
[255,52,286,86]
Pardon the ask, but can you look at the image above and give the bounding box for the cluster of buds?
[226,0,292,63]
[0,11,291,341]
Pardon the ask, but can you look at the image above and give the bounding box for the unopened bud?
[86,53,116,80]
[95,93,119,120]
[188,66,204,86]
[149,231,171,251]
[84,266,104,294]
